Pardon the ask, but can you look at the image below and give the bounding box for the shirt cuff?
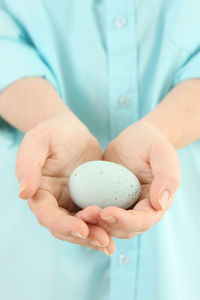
[0,39,58,93]
[173,50,200,86]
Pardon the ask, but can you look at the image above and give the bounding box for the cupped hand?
[76,121,180,239]
[15,113,115,255]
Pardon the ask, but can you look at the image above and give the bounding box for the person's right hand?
[15,112,115,255]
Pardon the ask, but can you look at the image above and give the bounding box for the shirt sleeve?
[0,4,58,93]
[173,49,200,86]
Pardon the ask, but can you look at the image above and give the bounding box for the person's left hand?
[76,121,180,239]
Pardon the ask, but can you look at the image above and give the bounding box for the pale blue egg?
[68,161,141,209]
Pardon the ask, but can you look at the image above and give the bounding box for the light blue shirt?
[1,1,200,300]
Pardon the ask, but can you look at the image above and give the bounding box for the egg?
[68,161,141,209]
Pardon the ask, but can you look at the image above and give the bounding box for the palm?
[16,114,115,254]
[39,144,101,213]
[17,113,102,212]
[103,125,155,210]
[76,121,180,239]
[40,127,102,213]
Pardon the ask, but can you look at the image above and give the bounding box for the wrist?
[138,80,200,149]
[0,77,70,132]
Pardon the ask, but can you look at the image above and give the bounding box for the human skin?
[0,77,115,255]
[76,121,180,239]
[77,79,200,239]
[1,77,199,253]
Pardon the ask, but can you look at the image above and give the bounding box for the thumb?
[15,128,50,199]
[149,141,181,211]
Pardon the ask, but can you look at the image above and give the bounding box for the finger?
[76,206,102,224]
[106,236,116,255]
[78,205,141,237]
[15,128,49,199]
[76,209,116,254]
[87,224,110,248]
[28,189,89,238]
[99,201,164,234]
[149,140,180,211]
[50,225,116,255]
[76,208,112,246]
[98,236,116,255]
[76,203,163,238]
[50,224,109,247]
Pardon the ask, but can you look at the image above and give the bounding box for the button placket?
[106,0,139,140]
[109,237,139,300]
[106,1,140,299]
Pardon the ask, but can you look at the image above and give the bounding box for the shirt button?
[119,96,130,107]
[119,254,129,265]
[114,16,127,28]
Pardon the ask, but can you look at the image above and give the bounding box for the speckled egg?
[68,161,141,209]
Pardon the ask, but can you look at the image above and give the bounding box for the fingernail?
[99,248,112,256]
[159,190,169,210]
[70,232,87,239]
[104,248,111,255]
[18,178,26,195]
[101,216,117,224]
[89,240,103,247]
[87,218,97,224]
